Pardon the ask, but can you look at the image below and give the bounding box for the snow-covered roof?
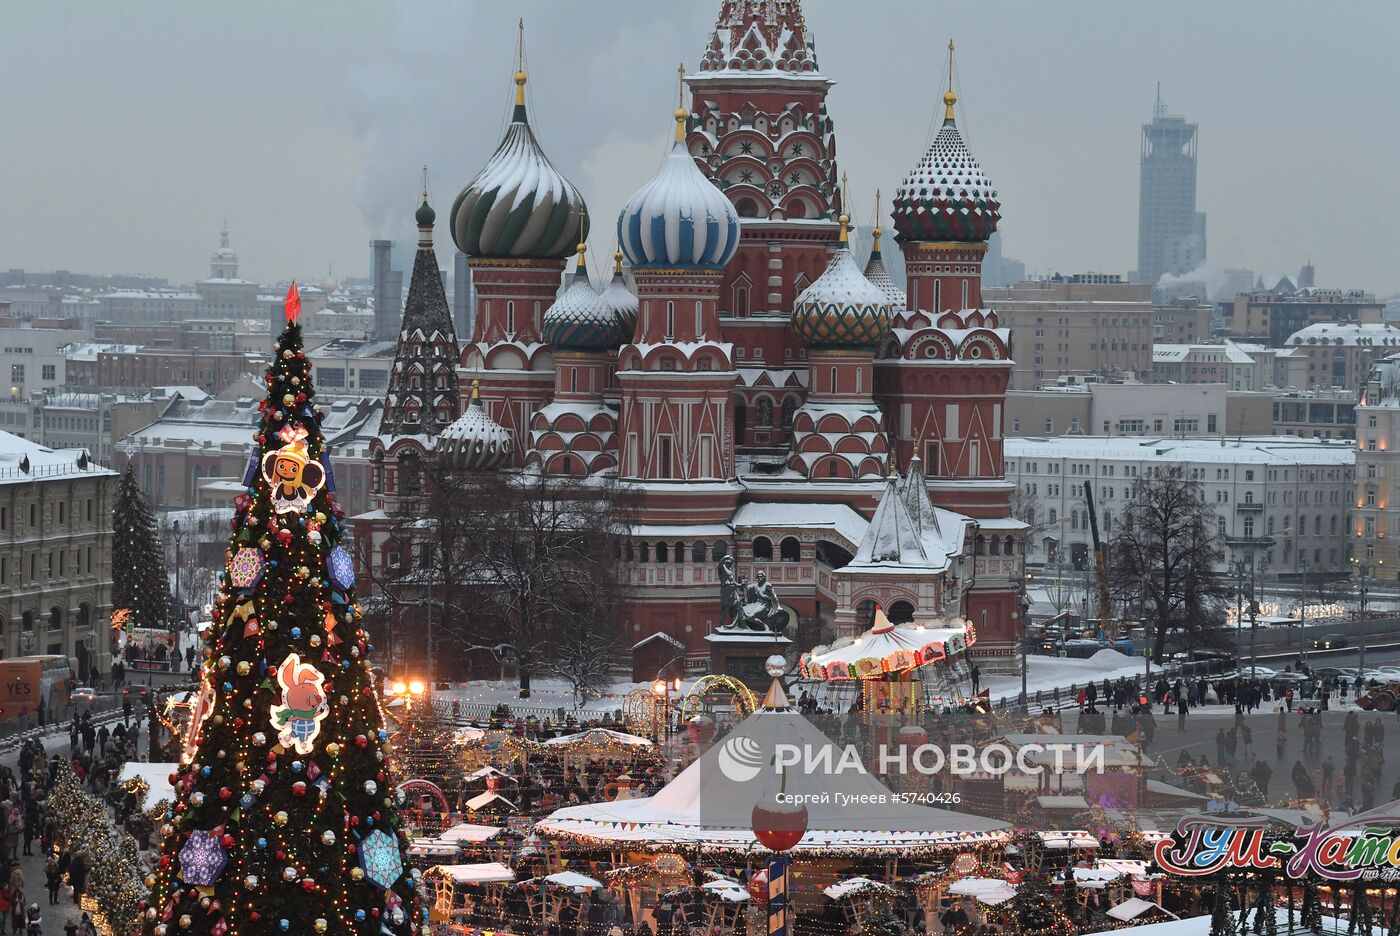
[427,862,515,885]
[730,501,867,550]
[1005,435,1356,467]
[839,465,963,576]
[0,431,117,486]
[1286,321,1400,348]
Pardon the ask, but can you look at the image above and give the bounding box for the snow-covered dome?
[439,382,512,472]
[542,246,625,353]
[791,220,891,349]
[450,72,589,260]
[891,90,999,244]
[600,251,639,343]
[862,226,906,312]
[617,110,740,270]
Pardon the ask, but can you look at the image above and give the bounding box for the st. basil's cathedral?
[365,0,1025,680]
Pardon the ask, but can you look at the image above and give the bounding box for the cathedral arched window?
[674,542,686,564]
[736,198,759,219]
[656,542,668,563]
[755,397,773,427]
[779,537,800,562]
[781,397,797,428]
[752,537,773,561]
[691,541,706,563]
[711,541,728,561]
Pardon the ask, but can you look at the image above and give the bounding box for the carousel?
[800,605,978,716]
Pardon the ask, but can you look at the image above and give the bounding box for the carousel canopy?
[118,761,178,804]
[535,708,1007,855]
[540,728,653,748]
[802,612,973,680]
[431,862,516,885]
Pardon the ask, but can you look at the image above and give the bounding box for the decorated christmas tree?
[139,286,423,936]
[1009,871,1074,936]
[113,462,174,629]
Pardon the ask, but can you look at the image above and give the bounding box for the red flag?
[285,281,302,324]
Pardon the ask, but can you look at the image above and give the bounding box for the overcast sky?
[3,1,1396,296]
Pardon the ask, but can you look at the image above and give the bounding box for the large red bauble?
[686,715,716,743]
[751,801,808,853]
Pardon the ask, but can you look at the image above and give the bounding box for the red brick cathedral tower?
[686,0,841,445]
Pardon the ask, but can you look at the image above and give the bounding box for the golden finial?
[514,19,528,107]
[838,214,850,244]
[421,164,429,202]
[943,40,957,121]
[674,64,689,142]
[470,378,482,401]
[614,250,624,275]
[872,189,883,251]
[576,211,588,271]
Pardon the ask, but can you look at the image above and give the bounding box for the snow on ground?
[982,649,1161,703]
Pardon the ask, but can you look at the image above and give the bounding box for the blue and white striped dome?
[617,110,740,270]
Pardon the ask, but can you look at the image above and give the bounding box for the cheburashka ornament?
[261,424,326,514]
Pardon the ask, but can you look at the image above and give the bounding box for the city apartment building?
[1354,356,1400,578]
[981,279,1155,389]
[1005,435,1354,575]
[1220,287,1383,345]
[0,431,116,681]
[1281,322,1400,391]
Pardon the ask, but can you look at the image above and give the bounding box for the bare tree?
[376,464,635,699]
[1108,467,1229,658]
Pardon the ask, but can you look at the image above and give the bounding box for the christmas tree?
[113,462,174,629]
[1009,871,1074,936]
[140,286,423,936]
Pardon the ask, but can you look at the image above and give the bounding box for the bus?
[0,654,75,728]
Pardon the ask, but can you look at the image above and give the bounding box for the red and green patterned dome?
[791,218,891,350]
[891,89,1000,244]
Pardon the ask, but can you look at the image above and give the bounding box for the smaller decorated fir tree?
[113,463,174,629]
[1009,871,1074,936]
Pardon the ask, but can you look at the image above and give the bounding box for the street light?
[1351,557,1383,673]
[171,519,186,630]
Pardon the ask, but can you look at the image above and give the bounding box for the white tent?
[465,766,513,783]
[541,728,653,748]
[702,880,750,903]
[466,791,517,812]
[542,871,602,891]
[824,877,898,900]
[118,762,178,806]
[947,878,1018,906]
[1107,899,1178,923]
[536,708,1007,855]
[438,822,503,844]
[433,862,516,885]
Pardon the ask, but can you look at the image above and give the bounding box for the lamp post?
[171,519,186,631]
[1351,557,1382,674]
[1019,572,1032,709]
[652,675,680,743]
[1298,556,1311,670]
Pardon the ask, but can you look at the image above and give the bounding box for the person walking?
[43,858,59,907]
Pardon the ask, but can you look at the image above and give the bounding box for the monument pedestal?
[705,629,792,690]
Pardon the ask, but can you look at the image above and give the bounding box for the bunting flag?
[285,281,302,324]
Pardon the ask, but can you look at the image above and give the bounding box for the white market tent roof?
[1108,899,1178,923]
[118,762,178,805]
[535,709,1007,855]
[466,791,517,812]
[438,823,504,844]
[540,728,653,748]
[824,877,898,900]
[702,880,750,902]
[542,871,603,890]
[430,862,516,885]
[803,612,972,679]
[947,878,1018,906]
[409,840,461,858]
[466,766,513,783]
[455,726,486,743]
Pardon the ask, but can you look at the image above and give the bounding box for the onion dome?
[415,196,436,227]
[440,380,512,472]
[542,244,624,352]
[791,216,891,349]
[600,250,639,342]
[450,70,589,259]
[891,53,1000,244]
[617,109,739,270]
[862,219,906,312]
